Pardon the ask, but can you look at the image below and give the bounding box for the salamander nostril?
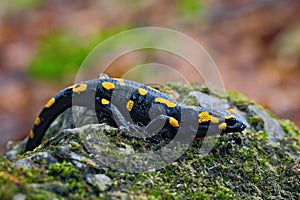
[242,123,247,129]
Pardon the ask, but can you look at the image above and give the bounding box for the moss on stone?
[248,115,265,131]
[1,83,299,199]
[280,120,300,156]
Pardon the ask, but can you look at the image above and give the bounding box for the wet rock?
[85,173,112,191]
[248,105,286,144]
[69,151,102,172]
[189,91,229,110]
[13,193,26,200]
[4,140,26,161]
[60,107,99,130]
[14,152,57,168]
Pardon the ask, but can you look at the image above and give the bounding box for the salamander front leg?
[118,114,178,140]
[110,105,178,140]
[143,114,179,142]
[143,115,170,137]
[110,104,145,138]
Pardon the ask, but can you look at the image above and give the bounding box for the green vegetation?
[28,32,92,81]
[1,0,40,12]
[28,28,128,81]
[48,162,89,198]
[176,0,205,17]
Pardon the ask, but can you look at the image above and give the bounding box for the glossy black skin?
[25,74,246,151]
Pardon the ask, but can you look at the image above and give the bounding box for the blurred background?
[0,0,299,152]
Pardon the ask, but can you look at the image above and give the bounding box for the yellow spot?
[101,98,110,105]
[45,98,55,108]
[227,109,236,114]
[211,116,220,123]
[29,130,34,139]
[138,88,148,96]
[126,100,134,111]
[169,117,179,128]
[98,75,107,79]
[34,117,41,125]
[72,84,87,93]
[198,112,210,123]
[198,112,219,123]
[113,78,126,86]
[154,98,176,108]
[225,115,233,119]
[219,122,227,130]
[102,82,115,90]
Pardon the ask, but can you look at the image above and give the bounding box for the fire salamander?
[25,73,247,151]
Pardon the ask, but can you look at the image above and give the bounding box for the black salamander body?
[25,73,246,151]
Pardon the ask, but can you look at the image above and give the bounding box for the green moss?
[226,91,255,111]
[0,156,55,199]
[248,115,265,131]
[165,82,207,106]
[104,126,299,199]
[48,162,90,198]
[281,120,300,137]
[48,162,82,181]
[280,120,300,156]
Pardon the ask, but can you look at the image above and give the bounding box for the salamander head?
[195,108,247,138]
[222,112,247,133]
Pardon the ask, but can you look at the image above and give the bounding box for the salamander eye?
[226,117,237,126]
